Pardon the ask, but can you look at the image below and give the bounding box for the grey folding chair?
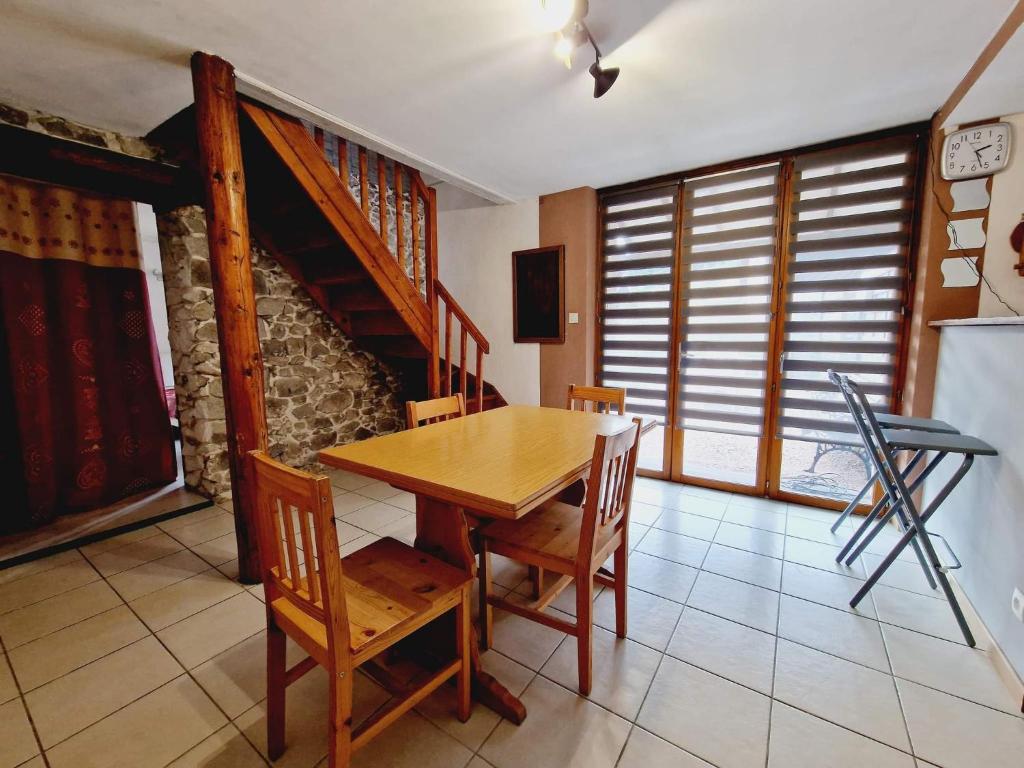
[835,373,996,647]
[826,369,958,591]
[826,369,959,536]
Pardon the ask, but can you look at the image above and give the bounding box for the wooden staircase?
[231,99,502,411]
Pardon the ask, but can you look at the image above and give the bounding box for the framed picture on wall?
[512,245,565,343]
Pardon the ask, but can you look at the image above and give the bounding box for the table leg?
[413,495,527,725]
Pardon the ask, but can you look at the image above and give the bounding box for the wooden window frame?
[596,123,929,507]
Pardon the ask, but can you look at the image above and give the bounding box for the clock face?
[942,122,1012,181]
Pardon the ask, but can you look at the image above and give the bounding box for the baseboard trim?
[948,572,1024,713]
[0,497,215,572]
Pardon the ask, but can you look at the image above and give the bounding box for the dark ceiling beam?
[0,122,199,208]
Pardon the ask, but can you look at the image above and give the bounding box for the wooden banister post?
[476,346,484,413]
[191,52,269,584]
[427,187,441,397]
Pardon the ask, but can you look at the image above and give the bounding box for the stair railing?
[308,125,431,304]
[304,124,489,410]
[434,280,490,414]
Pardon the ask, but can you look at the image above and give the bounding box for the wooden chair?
[406,393,466,428]
[567,384,626,415]
[249,451,473,768]
[539,383,627,593]
[477,419,641,694]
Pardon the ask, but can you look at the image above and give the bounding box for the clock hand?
[974,144,992,152]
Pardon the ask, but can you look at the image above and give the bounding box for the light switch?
[568,312,580,324]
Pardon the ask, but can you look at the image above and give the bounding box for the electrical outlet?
[568,312,579,324]
[1012,588,1024,623]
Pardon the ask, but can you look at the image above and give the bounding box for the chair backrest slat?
[407,393,466,428]
[249,451,350,657]
[567,384,626,415]
[279,498,303,590]
[577,418,641,563]
[295,504,320,604]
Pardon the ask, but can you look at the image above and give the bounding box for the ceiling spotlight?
[536,0,619,97]
[554,31,574,68]
[537,0,579,32]
[553,23,587,68]
[589,58,620,99]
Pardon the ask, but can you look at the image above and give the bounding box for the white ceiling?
[0,0,1018,199]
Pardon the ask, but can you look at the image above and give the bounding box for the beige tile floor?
[0,473,1021,768]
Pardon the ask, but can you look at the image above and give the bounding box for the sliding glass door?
[598,128,923,507]
[671,163,781,492]
[769,135,919,505]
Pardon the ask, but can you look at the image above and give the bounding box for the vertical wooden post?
[460,327,468,400]
[476,346,484,413]
[358,147,369,215]
[191,52,268,584]
[377,155,388,241]
[426,187,441,397]
[394,165,406,275]
[337,137,349,190]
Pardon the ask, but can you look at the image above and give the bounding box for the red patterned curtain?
[0,174,176,533]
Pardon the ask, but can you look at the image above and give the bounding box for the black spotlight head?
[589,62,619,98]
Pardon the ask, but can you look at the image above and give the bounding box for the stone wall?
[157,205,405,501]
[0,101,157,160]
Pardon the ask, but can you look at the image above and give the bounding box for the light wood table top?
[319,405,650,519]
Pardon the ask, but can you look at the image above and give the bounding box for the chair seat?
[881,429,998,456]
[480,500,622,572]
[271,537,472,661]
[876,413,958,434]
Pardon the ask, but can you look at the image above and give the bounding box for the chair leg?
[328,663,354,768]
[575,573,594,696]
[455,590,472,723]
[267,622,287,760]
[613,543,628,639]
[479,543,493,650]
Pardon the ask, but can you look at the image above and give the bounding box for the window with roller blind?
[598,184,677,471]
[597,126,923,503]
[775,135,920,501]
[676,163,780,487]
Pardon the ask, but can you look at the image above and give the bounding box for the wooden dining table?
[318,404,652,724]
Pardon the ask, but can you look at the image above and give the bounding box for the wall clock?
[941,121,1012,180]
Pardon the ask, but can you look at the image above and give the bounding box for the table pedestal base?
[413,496,527,725]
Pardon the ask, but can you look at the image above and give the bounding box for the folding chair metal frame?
[834,373,996,648]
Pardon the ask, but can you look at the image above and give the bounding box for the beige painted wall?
[436,194,541,406]
[979,112,1024,317]
[538,187,598,408]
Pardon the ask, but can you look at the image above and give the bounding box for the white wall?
[927,324,1024,679]
[437,190,540,406]
[136,203,175,388]
[979,112,1024,317]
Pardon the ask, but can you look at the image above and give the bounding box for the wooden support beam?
[935,0,1024,127]
[191,52,269,584]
